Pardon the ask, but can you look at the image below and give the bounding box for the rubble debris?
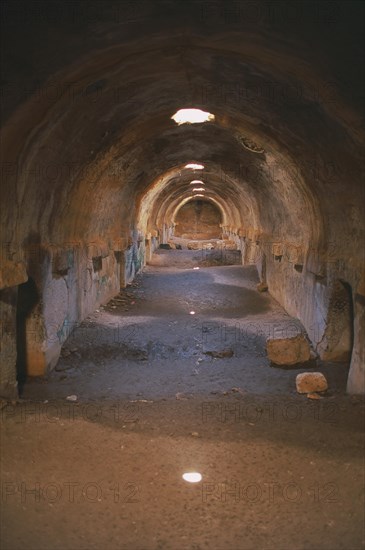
[204,349,234,358]
[296,372,328,394]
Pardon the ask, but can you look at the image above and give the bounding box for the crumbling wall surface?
[0,230,148,389]
[259,243,360,354]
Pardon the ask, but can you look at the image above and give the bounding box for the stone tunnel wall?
[0,233,146,397]
[236,233,365,394]
[217,224,364,395]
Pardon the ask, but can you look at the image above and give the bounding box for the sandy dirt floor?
[1,251,364,550]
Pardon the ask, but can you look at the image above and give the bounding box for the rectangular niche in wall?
[114,251,123,264]
[92,256,103,272]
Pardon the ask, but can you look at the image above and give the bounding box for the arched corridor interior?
[0,1,364,549]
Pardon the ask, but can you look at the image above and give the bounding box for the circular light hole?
[182,472,202,483]
[189,311,195,315]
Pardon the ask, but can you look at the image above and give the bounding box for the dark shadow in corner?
[16,277,39,394]
[339,280,355,367]
[16,232,45,395]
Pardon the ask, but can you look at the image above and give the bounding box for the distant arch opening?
[173,199,222,240]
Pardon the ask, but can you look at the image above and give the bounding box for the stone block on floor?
[266,334,311,366]
[296,372,329,394]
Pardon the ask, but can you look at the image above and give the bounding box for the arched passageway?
[0,2,364,549]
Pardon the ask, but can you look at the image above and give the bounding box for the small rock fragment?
[296,372,328,394]
[175,393,186,400]
[307,392,322,400]
[55,363,74,372]
[231,387,245,394]
[257,282,268,292]
[204,349,234,358]
[267,334,310,366]
[66,395,78,402]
